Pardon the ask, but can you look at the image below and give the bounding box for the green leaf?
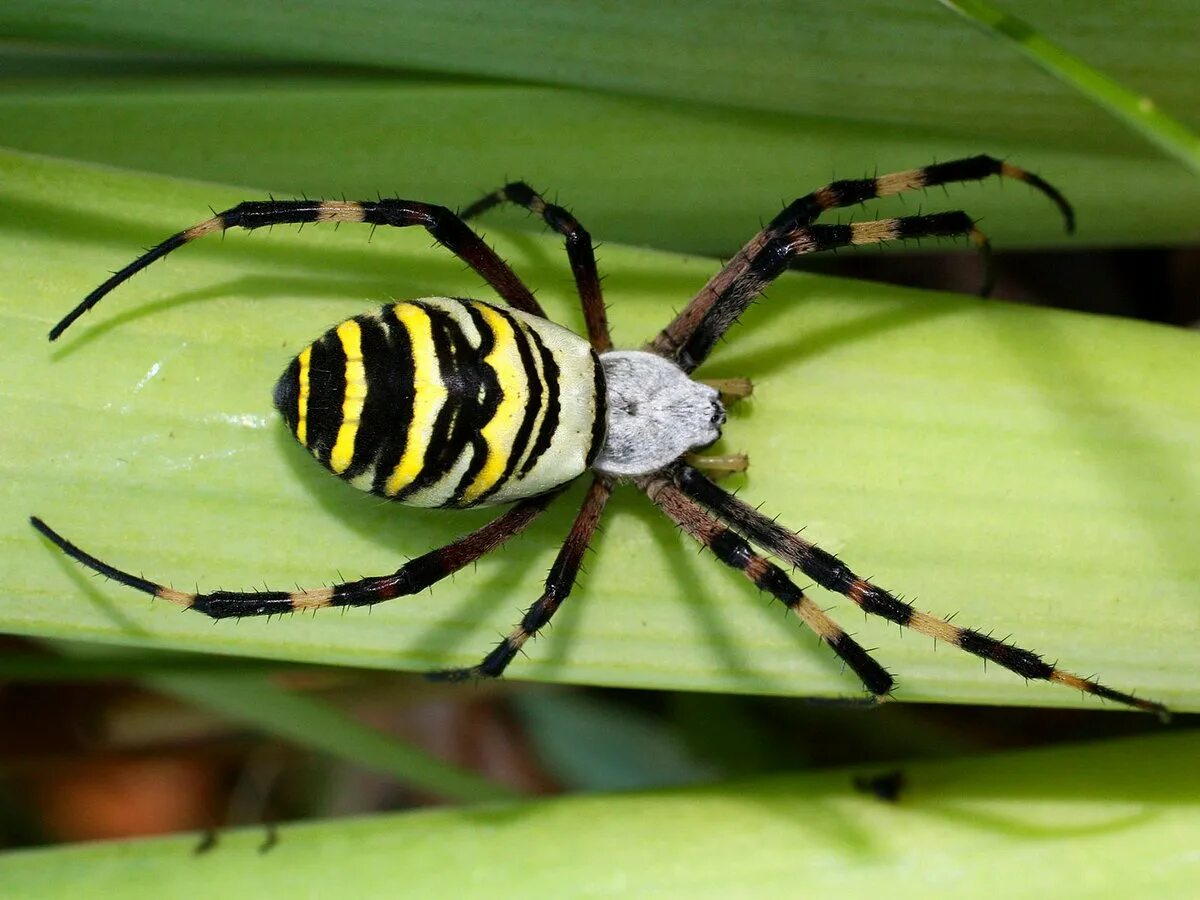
[940,0,1200,174]
[30,641,519,802]
[147,672,519,803]
[2,731,1197,897]
[3,1,1199,157]
[509,691,716,791]
[3,6,1200,252]
[4,148,1197,712]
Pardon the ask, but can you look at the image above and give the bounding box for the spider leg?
[672,211,991,371]
[637,474,893,700]
[650,155,1073,371]
[30,489,560,619]
[684,452,749,479]
[429,476,612,681]
[462,182,612,351]
[671,464,1170,719]
[50,198,545,341]
[697,376,754,405]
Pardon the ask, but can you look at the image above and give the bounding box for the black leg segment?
[671,465,1168,719]
[30,489,560,619]
[637,474,894,699]
[649,155,1073,371]
[463,181,612,351]
[428,476,613,681]
[50,198,546,340]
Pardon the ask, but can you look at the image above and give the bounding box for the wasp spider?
[32,155,1167,717]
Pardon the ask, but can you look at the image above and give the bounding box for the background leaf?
[4,148,1196,712]
[2,731,1197,897]
[3,1,1199,153]
[2,0,1200,253]
[940,0,1200,173]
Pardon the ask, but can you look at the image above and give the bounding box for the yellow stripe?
[330,319,366,475]
[384,304,445,495]
[296,345,312,445]
[461,302,526,504]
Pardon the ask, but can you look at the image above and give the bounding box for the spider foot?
[685,452,749,479]
[698,376,754,405]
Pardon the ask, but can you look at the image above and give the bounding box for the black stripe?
[446,302,504,506]
[468,305,543,506]
[341,315,391,481]
[441,304,500,502]
[1086,682,1146,707]
[371,304,416,497]
[393,304,467,501]
[519,326,560,478]
[305,328,347,464]
[958,629,1055,681]
[273,355,301,435]
[585,350,607,467]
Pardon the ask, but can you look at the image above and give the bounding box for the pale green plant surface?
[2,731,1197,898]
[2,2,1199,885]
[4,148,1197,712]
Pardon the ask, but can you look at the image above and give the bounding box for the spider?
[32,154,1167,718]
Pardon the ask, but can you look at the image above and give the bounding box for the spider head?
[592,350,724,476]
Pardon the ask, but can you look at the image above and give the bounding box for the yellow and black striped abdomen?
[274,297,606,508]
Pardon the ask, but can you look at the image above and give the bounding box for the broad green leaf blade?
[3,74,1200,251]
[3,2,1198,159]
[2,149,1197,711]
[2,731,1197,898]
[940,0,1200,174]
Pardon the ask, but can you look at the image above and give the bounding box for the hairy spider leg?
[671,465,1169,720]
[429,476,612,681]
[462,181,612,351]
[30,489,560,619]
[49,198,546,341]
[676,212,990,370]
[652,154,1073,371]
[639,474,894,699]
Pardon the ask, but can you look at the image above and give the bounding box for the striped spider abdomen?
[273,297,607,508]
